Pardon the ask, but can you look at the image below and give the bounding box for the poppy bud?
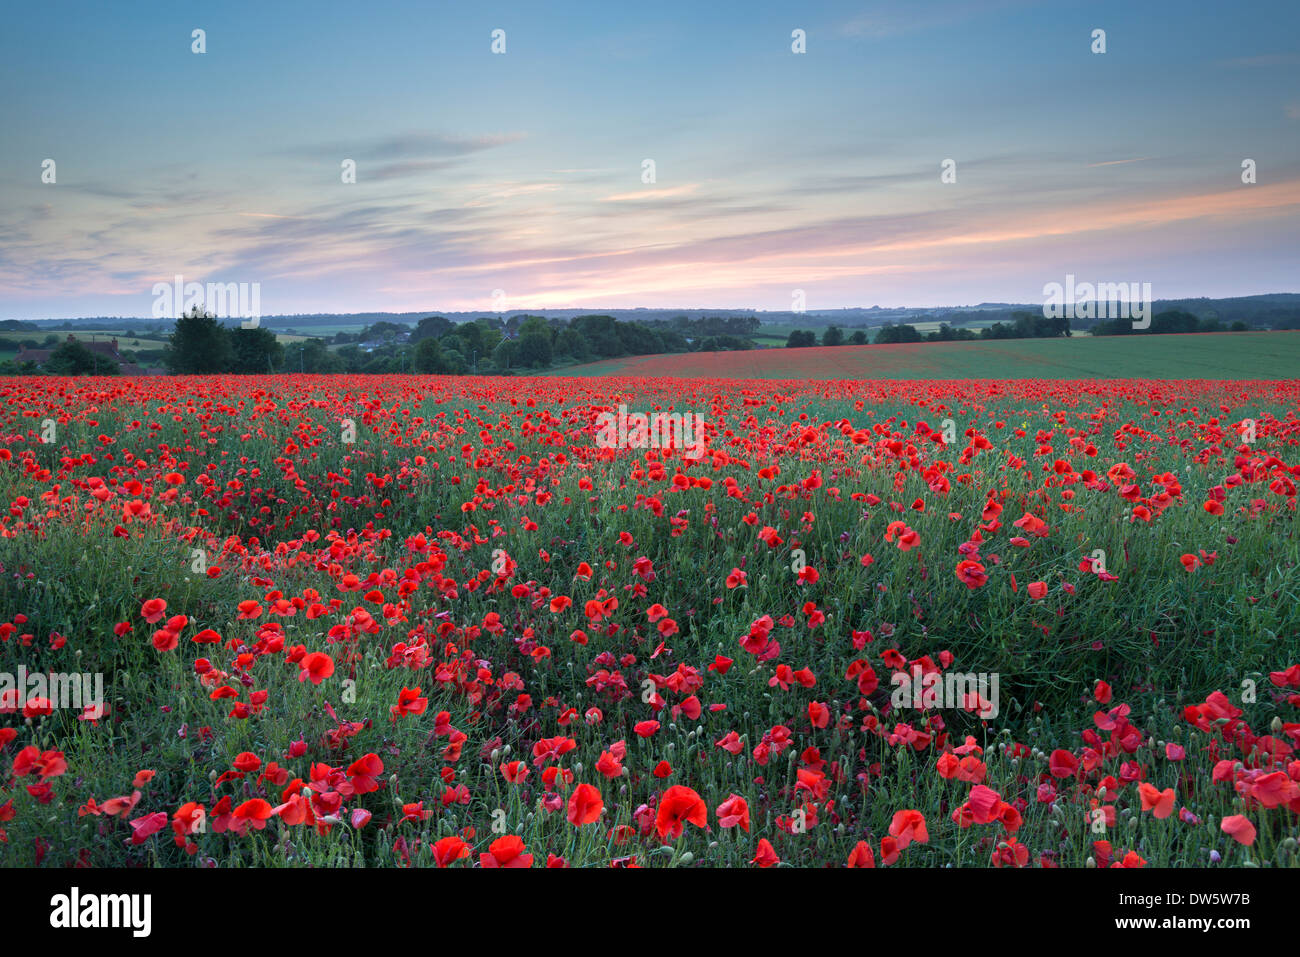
[1085,857,1096,868]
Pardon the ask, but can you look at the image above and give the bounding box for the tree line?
[786,312,1072,347]
[6,308,720,376]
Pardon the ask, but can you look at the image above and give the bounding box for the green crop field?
[549,331,1300,379]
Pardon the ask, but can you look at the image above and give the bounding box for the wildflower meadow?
[2,374,1297,876]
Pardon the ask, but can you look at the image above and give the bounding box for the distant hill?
[8,294,1300,333]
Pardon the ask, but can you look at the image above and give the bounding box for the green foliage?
[414,336,450,374]
[164,307,234,373]
[230,327,284,374]
[46,339,120,376]
[296,338,344,373]
[493,339,520,370]
[554,326,589,360]
[411,316,452,343]
[517,329,553,368]
[874,323,924,344]
[1092,309,1226,337]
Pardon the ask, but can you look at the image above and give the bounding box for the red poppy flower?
[654,785,707,840]
[715,794,750,832]
[480,834,532,868]
[567,783,603,826]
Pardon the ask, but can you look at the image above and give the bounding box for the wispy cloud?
[1086,157,1156,168]
[601,184,702,202]
[283,131,527,162]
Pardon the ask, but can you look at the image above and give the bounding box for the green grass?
[550,331,1300,379]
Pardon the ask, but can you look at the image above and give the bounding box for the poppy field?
[1,373,1298,869]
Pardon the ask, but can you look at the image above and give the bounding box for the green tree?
[411,315,453,342]
[441,347,468,374]
[822,325,844,346]
[361,320,409,342]
[493,339,520,370]
[1151,310,1201,335]
[478,325,503,356]
[453,321,484,358]
[440,333,469,358]
[517,330,553,368]
[414,336,450,374]
[570,315,621,357]
[165,306,233,373]
[299,338,343,372]
[230,327,284,373]
[47,339,120,375]
[874,323,923,344]
[555,326,589,360]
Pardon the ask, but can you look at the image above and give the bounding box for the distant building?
[15,334,154,375]
[358,332,410,352]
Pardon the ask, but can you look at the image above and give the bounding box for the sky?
[1,0,1298,319]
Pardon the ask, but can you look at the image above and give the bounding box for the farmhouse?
[14,334,154,375]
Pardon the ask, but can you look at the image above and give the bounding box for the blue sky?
[1,0,1297,318]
